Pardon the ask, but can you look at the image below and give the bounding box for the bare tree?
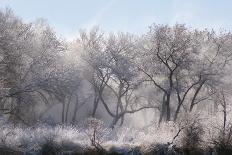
[138,24,196,122]
[138,24,232,123]
[80,29,156,127]
[0,9,64,125]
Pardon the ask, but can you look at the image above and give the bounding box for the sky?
[1,0,232,40]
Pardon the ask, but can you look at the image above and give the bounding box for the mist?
[1,8,232,155]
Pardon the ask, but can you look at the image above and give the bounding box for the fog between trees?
[0,8,232,129]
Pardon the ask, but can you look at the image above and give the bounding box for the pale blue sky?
[1,0,232,40]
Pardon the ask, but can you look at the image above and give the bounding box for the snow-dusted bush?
[181,120,204,150]
[0,115,230,154]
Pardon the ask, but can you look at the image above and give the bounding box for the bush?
[181,120,204,151]
[212,125,232,155]
[0,146,24,155]
[41,141,61,155]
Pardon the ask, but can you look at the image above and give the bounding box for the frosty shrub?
[1,116,232,154]
[82,118,111,152]
[211,123,232,154]
[40,140,61,155]
[181,119,204,151]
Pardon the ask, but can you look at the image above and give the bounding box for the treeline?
[0,8,232,128]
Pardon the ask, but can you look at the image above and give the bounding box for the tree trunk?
[120,114,125,126]
[61,102,65,123]
[111,116,120,128]
[92,94,100,117]
[159,93,167,125]
[71,96,79,124]
[166,92,171,121]
[222,91,227,134]
[174,103,182,122]
[189,81,205,112]
[65,93,73,123]
[166,70,174,122]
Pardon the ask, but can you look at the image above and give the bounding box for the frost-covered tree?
[0,9,64,125]
[137,24,232,123]
[80,28,155,127]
